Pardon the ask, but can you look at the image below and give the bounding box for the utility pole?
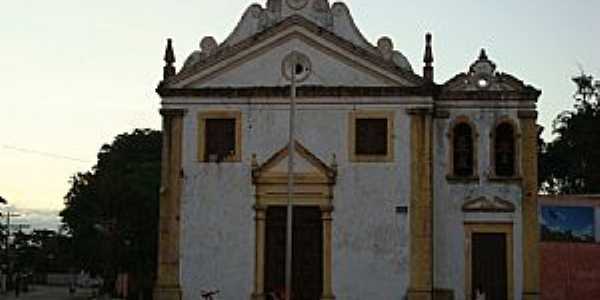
[285,54,297,300]
[1,210,20,276]
[282,51,310,300]
[6,212,21,251]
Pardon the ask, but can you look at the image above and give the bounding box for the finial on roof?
[423,33,434,82]
[479,48,488,60]
[163,38,176,80]
[424,33,433,65]
[468,48,496,80]
[251,153,258,170]
[330,153,338,170]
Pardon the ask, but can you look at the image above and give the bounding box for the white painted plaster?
[168,97,534,299]
[164,1,539,298]
[433,108,524,300]
[186,37,399,88]
[175,100,420,299]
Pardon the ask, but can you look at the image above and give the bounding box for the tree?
[539,73,600,193]
[60,129,161,299]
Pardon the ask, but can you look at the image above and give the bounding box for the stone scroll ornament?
[286,0,309,10]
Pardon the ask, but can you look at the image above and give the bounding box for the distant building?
[154,1,541,299]
[539,195,600,300]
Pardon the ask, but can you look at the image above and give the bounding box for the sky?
[1,0,599,229]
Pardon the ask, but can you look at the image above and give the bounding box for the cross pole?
[285,54,297,300]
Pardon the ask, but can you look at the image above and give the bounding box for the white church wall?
[433,108,524,300]
[166,97,425,299]
[179,115,255,300]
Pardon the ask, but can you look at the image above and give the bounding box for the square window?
[205,118,236,162]
[355,118,388,155]
[349,111,394,162]
[198,111,241,162]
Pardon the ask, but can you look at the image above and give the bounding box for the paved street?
[0,285,95,300]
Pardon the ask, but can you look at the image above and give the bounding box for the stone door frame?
[464,222,514,300]
[251,141,337,300]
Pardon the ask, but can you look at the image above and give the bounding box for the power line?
[2,145,91,163]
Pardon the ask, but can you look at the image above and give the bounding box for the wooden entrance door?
[265,206,323,300]
[472,233,508,300]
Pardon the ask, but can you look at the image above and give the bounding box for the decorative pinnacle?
[251,153,258,169]
[164,38,175,64]
[330,153,338,170]
[424,33,433,65]
[479,48,488,60]
[423,33,434,82]
[163,38,176,80]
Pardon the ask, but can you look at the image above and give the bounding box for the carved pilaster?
[252,205,267,300]
[407,110,433,300]
[520,117,540,300]
[320,205,335,300]
[154,108,186,300]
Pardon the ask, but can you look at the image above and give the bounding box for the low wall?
[541,242,600,300]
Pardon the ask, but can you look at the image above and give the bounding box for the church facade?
[154,1,541,299]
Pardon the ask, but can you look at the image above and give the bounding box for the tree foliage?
[539,74,600,194]
[11,229,73,274]
[60,129,161,298]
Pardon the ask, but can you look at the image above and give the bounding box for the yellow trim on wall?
[519,117,540,300]
[197,111,242,162]
[464,223,514,300]
[155,109,186,300]
[348,110,395,162]
[407,110,433,300]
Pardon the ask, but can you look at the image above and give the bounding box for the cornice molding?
[157,85,437,98]
[159,108,187,117]
[517,110,538,119]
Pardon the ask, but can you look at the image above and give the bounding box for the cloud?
[1,206,62,232]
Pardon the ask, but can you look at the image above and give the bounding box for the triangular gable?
[252,140,337,184]
[165,16,423,89]
[462,196,516,213]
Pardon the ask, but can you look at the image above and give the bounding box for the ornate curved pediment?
[158,1,422,90]
[251,141,337,206]
[462,196,515,213]
[252,140,337,184]
[440,49,541,101]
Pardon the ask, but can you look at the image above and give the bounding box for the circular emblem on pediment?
[282,51,312,82]
[286,0,309,10]
[474,74,492,90]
